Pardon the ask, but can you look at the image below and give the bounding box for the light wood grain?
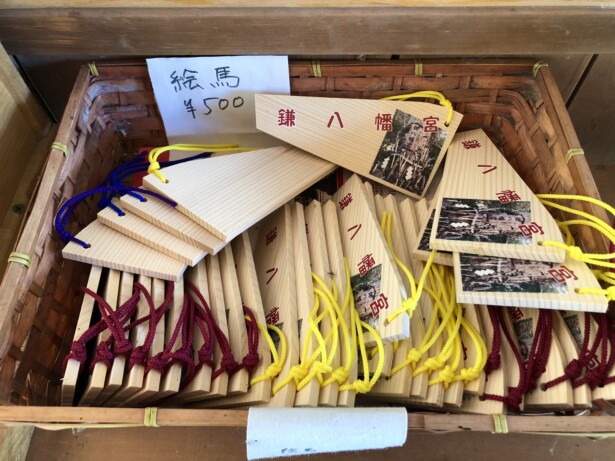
[94,272,135,406]
[453,252,607,313]
[332,174,409,345]
[171,262,213,404]
[460,303,486,396]
[120,279,167,407]
[105,275,153,407]
[358,183,393,377]
[79,270,121,406]
[98,204,206,266]
[152,278,185,402]
[256,94,463,199]
[253,205,299,407]
[304,200,339,407]
[219,246,250,396]
[321,201,357,408]
[206,232,272,408]
[62,220,187,281]
[61,266,104,406]
[431,129,565,263]
[120,192,225,254]
[143,146,335,242]
[552,311,592,409]
[292,202,321,407]
[459,305,507,415]
[368,194,418,398]
[515,309,573,410]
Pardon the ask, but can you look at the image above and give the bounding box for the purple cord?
[55,185,177,248]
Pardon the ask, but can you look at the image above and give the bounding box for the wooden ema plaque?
[412,198,454,267]
[98,202,206,266]
[62,220,187,281]
[360,183,393,377]
[304,200,339,407]
[511,308,573,410]
[430,129,565,263]
[552,311,592,409]
[79,269,121,406]
[460,303,486,397]
[120,191,225,254]
[584,313,615,404]
[453,253,608,313]
[61,266,104,406]
[206,232,272,408]
[94,271,135,406]
[459,305,507,415]
[104,274,154,407]
[292,202,321,407]
[368,193,426,398]
[397,198,446,407]
[255,94,463,199]
[170,260,214,404]
[322,201,358,408]
[332,174,409,347]
[146,277,186,403]
[253,205,300,408]
[142,146,336,243]
[121,278,167,407]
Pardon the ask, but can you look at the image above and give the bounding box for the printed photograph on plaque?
[458,254,568,294]
[369,110,447,196]
[350,263,384,330]
[435,199,532,245]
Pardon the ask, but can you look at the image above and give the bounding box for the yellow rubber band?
[311,60,322,78]
[88,62,99,77]
[565,148,585,165]
[51,142,69,158]
[414,59,423,76]
[532,60,549,78]
[8,252,31,268]
[493,414,509,434]
[143,407,159,428]
[380,90,454,126]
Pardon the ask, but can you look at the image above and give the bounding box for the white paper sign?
[147,56,291,150]
[246,407,408,460]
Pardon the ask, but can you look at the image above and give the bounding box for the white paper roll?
[246,407,408,459]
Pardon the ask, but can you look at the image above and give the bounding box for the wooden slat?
[3,8,615,55]
[142,147,335,242]
[97,205,206,266]
[62,221,187,281]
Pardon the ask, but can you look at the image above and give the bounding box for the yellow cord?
[537,194,615,269]
[147,144,260,183]
[380,91,454,126]
[249,322,287,386]
[382,209,436,325]
[339,261,385,394]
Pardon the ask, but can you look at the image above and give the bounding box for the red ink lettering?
[374,113,393,131]
[278,109,296,127]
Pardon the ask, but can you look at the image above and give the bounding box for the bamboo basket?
[0,60,610,432]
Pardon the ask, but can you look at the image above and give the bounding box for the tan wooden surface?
[569,54,615,166]
[23,425,615,461]
[2,6,615,55]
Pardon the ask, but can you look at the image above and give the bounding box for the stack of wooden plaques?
[61,146,336,281]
